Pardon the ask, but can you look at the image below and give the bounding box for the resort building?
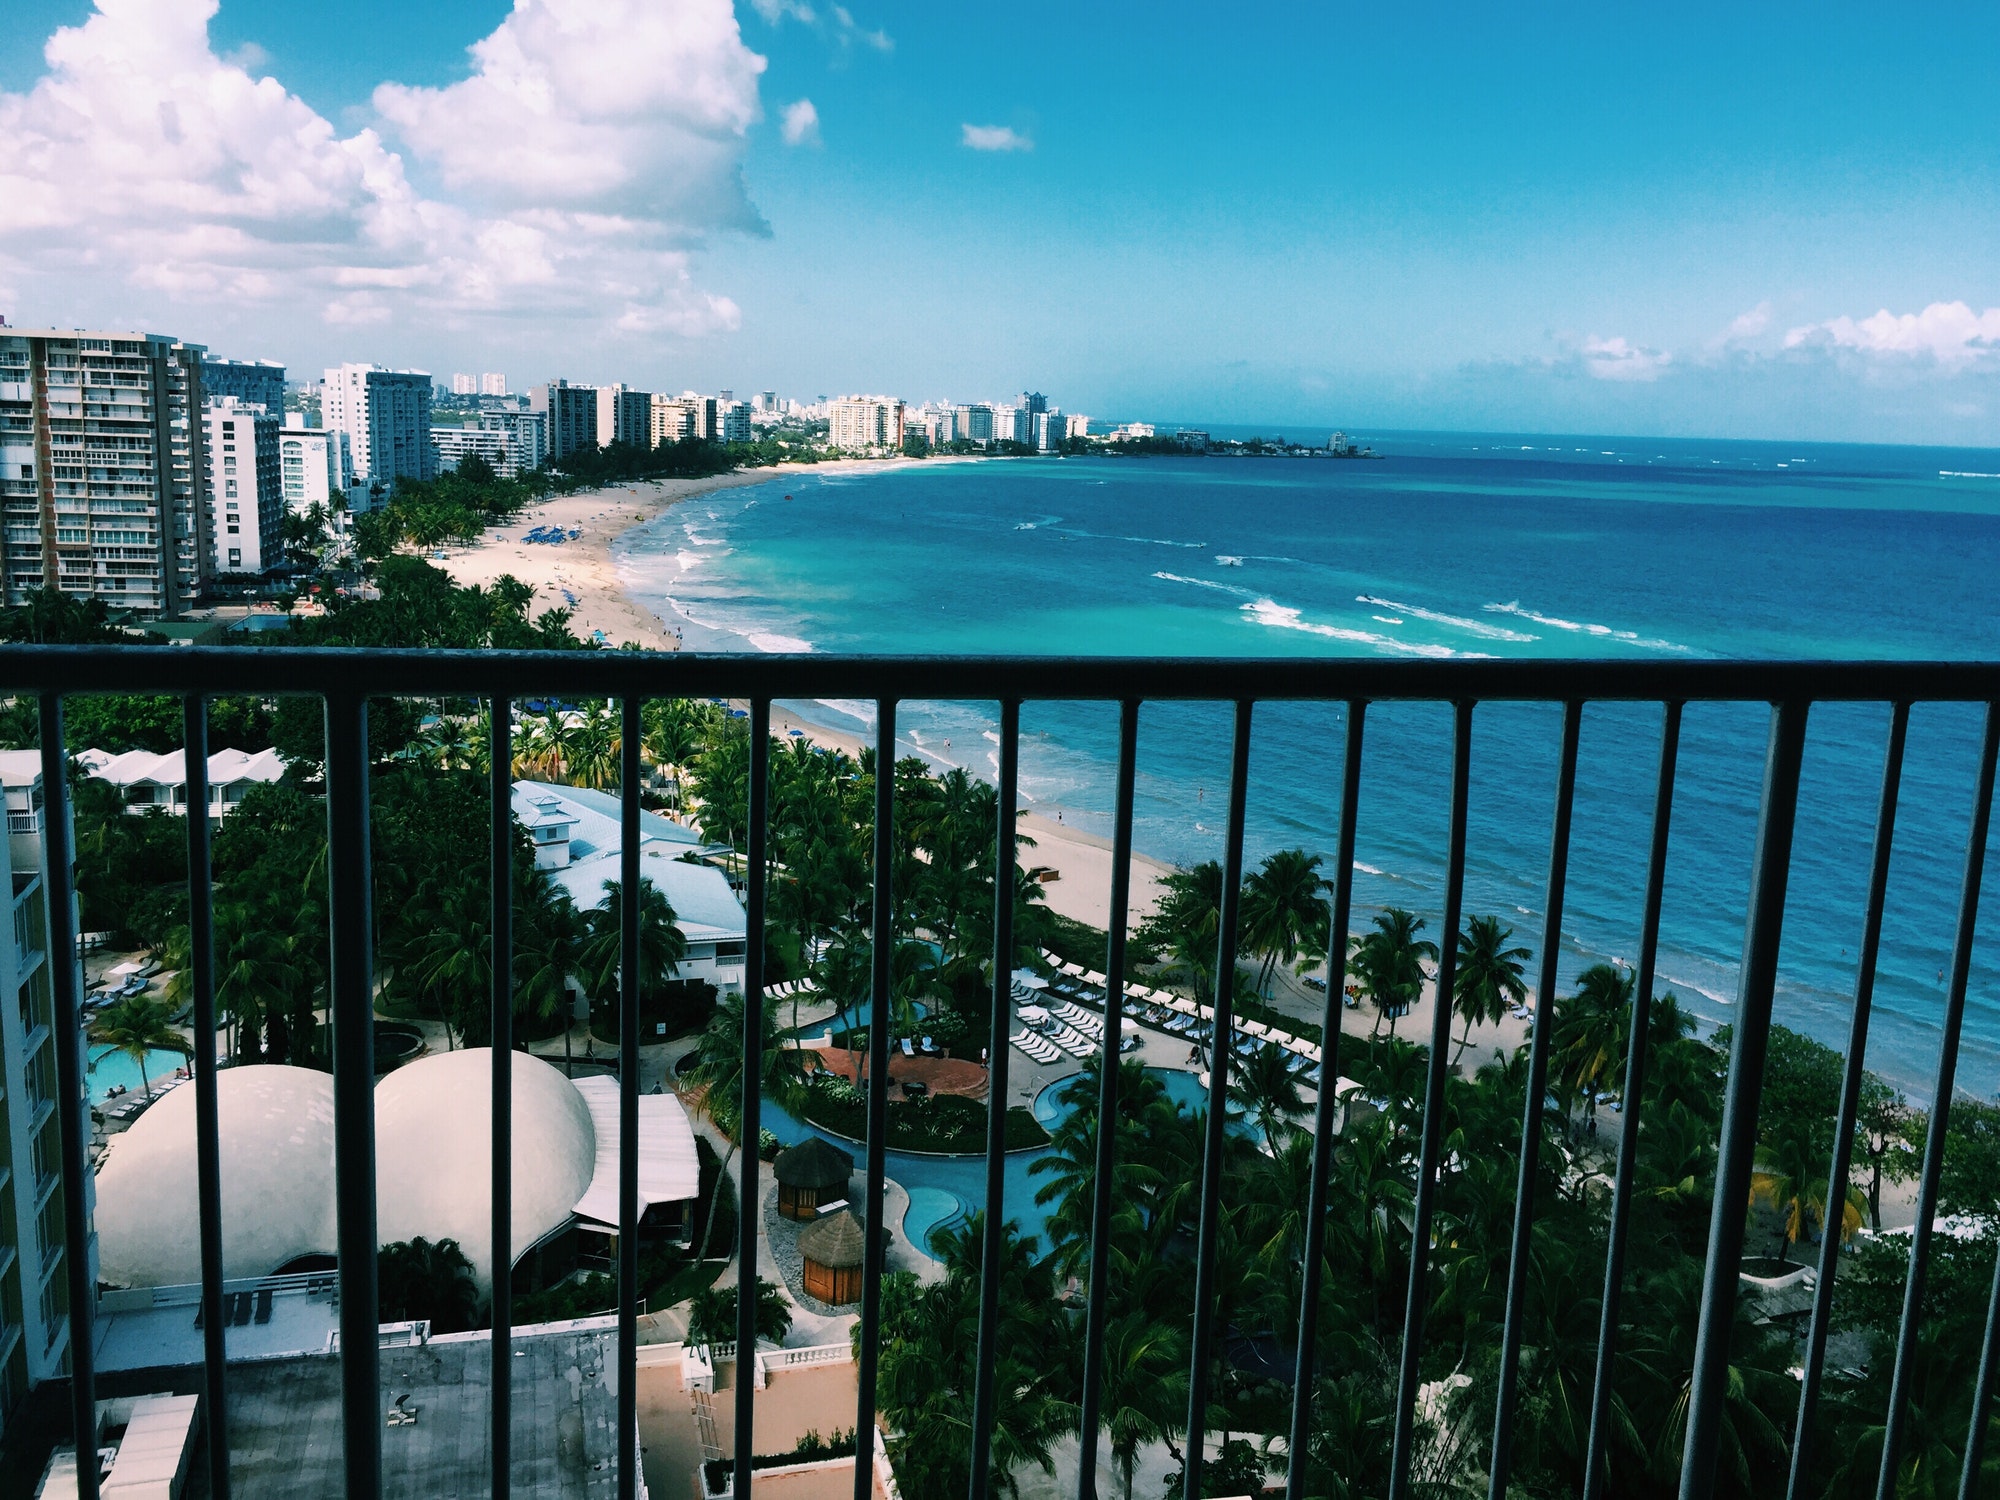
[531,379,599,462]
[0,752,85,1441]
[797,1209,867,1306]
[431,425,511,477]
[276,417,353,515]
[718,400,752,445]
[200,357,285,416]
[204,396,285,577]
[75,745,286,817]
[954,403,994,443]
[1033,408,1066,453]
[0,327,212,614]
[321,364,434,489]
[91,1049,700,1298]
[479,408,547,475]
[827,396,906,452]
[1065,413,1091,439]
[595,384,651,449]
[773,1137,854,1221]
[512,781,749,994]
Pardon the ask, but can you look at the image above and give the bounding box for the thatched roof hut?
[774,1136,854,1220]
[798,1207,867,1304]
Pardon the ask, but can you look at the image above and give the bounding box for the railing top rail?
[6,644,2000,702]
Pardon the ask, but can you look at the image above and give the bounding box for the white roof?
[569,1075,700,1230]
[0,750,41,789]
[77,745,286,791]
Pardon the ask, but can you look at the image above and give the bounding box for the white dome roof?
[375,1049,596,1294]
[95,1065,337,1288]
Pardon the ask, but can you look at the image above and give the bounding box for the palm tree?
[566,704,619,790]
[1752,1129,1863,1264]
[1451,914,1530,1068]
[88,995,187,1098]
[686,1276,793,1346]
[377,1236,480,1333]
[1096,1309,1188,1500]
[1240,848,1330,997]
[576,877,688,1015]
[680,992,810,1259]
[1229,1041,1307,1145]
[1555,963,1633,1122]
[1352,908,1435,1041]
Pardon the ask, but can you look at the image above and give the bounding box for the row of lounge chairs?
[1009,1029,1062,1065]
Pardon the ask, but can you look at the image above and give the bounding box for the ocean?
[614,432,2000,1101]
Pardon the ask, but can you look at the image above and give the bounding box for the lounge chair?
[255,1288,273,1324]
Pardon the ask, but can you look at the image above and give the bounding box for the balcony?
[6,645,2000,1500]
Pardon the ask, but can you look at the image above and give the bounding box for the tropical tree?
[88,994,187,1097]
[377,1236,480,1333]
[1097,1309,1188,1500]
[680,992,811,1259]
[1554,963,1633,1120]
[1229,1040,1307,1145]
[1352,908,1435,1041]
[576,877,688,1009]
[1451,914,1530,1068]
[1752,1128,1863,1264]
[1239,848,1330,997]
[686,1276,793,1346]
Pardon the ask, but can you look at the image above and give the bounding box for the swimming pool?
[902,1186,971,1259]
[1031,1065,1234,1131]
[87,1046,186,1102]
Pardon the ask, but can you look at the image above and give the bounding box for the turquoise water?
[623,434,2000,1099]
[1031,1066,1219,1130]
[87,1046,185,1101]
[901,1185,971,1259]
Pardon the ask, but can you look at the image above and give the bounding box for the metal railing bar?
[1875,700,1999,1499]
[323,693,381,1500]
[182,696,230,1500]
[1285,699,1367,1500]
[853,699,898,1500]
[11,645,2000,705]
[1183,699,1255,1500]
[1679,699,1812,1498]
[969,698,1021,1500]
[36,694,99,1500]
[733,699,771,1500]
[618,696,643,1500]
[1487,699,1583,1499]
[1582,700,1684,1499]
[489,698,514,1500]
[1961,1224,2000,1498]
[1786,702,1909,1500]
[1078,699,1141,1500]
[1389,699,1474,1500]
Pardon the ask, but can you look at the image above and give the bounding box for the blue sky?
[3,1,1997,443]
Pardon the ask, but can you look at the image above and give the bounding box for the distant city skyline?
[1,1,1996,445]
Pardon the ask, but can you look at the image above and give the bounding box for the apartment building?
[479,372,509,397]
[828,396,905,451]
[595,384,651,449]
[529,380,598,463]
[204,397,284,576]
[200,358,285,417]
[718,400,752,445]
[0,752,87,1440]
[432,427,509,477]
[650,394,696,447]
[320,364,435,489]
[0,328,212,615]
[476,409,546,476]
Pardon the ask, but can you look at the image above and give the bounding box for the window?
[225,480,237,497]
[227,548,241,566]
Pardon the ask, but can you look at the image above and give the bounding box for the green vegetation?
[797,1074,1048,1153]
[87,995,189,1095]
[377,1237,479,1333]
[702,1430,856,1493]
[686,1276,792,1346]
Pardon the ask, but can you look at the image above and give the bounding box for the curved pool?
[902,1186,971,1258]
[1031,1065,1230,1131]
[87,1046,186,1102]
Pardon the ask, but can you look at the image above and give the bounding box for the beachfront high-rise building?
[531,379,597,463]
[679,393,721,441]
[204,397,284,576]
[479,409,546,475]
[991,404,1033,446]
[1019,391,1048,419]
[1065,413,1091,440]
[650,395,696,447]
[480,372,509,397]
[450,373,477,396]
[1033,408,1066,454]
[955,404,994,444]
[0,751,88,1437]
[0,327,212,615]
[718,401,752,445]
[201,358,286,416]
[321,364,435,489]
[277,416,351,515]
[595,384,651,449]
[828,396,906,452]
[432,427,510,477]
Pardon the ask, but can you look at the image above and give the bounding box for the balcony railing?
[9,645,2000,1500]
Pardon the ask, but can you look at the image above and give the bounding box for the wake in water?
[1484,600,1694,654]
[1357,593,1538,642]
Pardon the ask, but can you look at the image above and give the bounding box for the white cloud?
[751,0,816,20]
[1722,301,1771,343]
[1784,301,2000,367]
[829,5,893,51]
[1580,335,1671,382]
[0,0,767,347]
[962,123,1031,152]
[780,98,821,146]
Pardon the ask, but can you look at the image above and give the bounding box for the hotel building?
[530,380,598,463]
[828,396,906,452]
[321,364,434,491]
[204,397,284,577]
[595,384,651,449]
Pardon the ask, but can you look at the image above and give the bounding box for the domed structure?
[774,1136,853,1221]
[375,1048,596,1294]
[798,1208,867,1305]
[95,1065,337,1288]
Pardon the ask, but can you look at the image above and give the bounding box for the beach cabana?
[799,1207,867,1304]
[774,1137,854,1221]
